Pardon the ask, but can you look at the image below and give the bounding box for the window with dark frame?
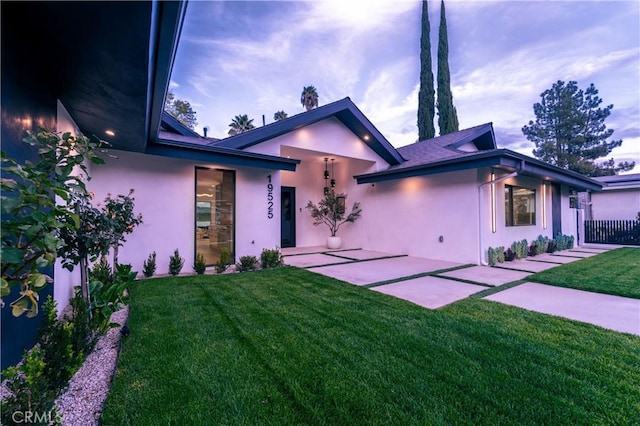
[505,185,536,226]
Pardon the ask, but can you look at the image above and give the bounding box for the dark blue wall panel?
[1,2,58,371]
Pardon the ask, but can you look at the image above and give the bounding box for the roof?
[355,124,603,192]
[211,98,405,166]
[593,173,640,190]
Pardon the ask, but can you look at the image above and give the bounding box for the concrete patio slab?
[527,254,582,264]
[283,253,350,268]
[554,250,596,258]
[571,247,610,254]
[485,282,640,336]
[328,250,400,261]
[309,256,463,286]
[438,265,530,286]
[281,246,357,256]
[372,276,486,309]
[493,259,561,273]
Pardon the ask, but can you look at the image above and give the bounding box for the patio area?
[282,246,639,335]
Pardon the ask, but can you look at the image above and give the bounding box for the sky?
[169,0,640,173]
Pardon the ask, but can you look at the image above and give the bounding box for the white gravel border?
[54,307,129,426]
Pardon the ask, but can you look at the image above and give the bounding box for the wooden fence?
[584,220,640,245]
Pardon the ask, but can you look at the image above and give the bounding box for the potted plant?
[306,190,362,249]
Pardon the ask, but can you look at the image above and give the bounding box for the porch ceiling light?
[105,129,115,137]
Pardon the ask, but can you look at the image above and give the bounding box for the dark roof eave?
[147,139,300,171]
[355,150,603,191]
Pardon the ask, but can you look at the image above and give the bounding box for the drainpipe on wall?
[477,168,520,265]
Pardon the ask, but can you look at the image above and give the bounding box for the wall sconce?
[490,172,496,233]
[542,183,547,229]
[323,158,329,194]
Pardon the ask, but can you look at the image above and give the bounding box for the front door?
[281,186,296,248]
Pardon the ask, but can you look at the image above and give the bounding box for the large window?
[505,185,536,226]
[195,168,235,265]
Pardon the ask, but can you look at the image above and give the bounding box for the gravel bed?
[54,307,129,426]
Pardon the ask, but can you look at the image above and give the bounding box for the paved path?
[485,282,640,336]
[282,245,639,335]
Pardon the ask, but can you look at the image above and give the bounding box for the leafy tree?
[522,80,635,176]
[274,110,288,121]
[300,86,319,111]
[164,90,198,130]
[436,0,459,136]
[57,194,114,303]
[228,114,255,136]
[102,189,143,268]
[418,0,436,140]
[1,129,106,317]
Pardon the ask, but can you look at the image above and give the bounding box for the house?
[588,174,640,221]
[1,1,602,368]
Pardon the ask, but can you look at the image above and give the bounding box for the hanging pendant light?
[330,158,336,188]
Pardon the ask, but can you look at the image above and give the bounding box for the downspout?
[477,166,521,265]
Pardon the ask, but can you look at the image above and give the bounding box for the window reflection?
[195,168,235,265]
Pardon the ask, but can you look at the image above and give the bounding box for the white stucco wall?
[351,169,481,264]
[53,101,81,311]
[590,190,640,220]
[53,149,281,281]
[481,172,556,262]
[247,117,389,170]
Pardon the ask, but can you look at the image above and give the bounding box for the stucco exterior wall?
[350,169,481,264]
[53,101,82,311]
[246,117,388,170]
[54,149,281,280]
[590,190,640,220]
[481,171,555,261]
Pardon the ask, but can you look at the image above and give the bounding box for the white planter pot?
[327,236,342,249]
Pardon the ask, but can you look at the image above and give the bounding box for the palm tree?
[227,114,255,136]
[273,110,288,121]
[300,86,319,111]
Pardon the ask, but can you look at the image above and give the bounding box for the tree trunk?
[80,257,92,320]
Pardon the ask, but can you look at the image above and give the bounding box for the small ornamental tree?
[305,191,362,237]
[1,129,106,317]
[102,189,143,268]
[57,194,114,303]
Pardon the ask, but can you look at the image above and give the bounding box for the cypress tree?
[437,0,459,135]
[417,0,435,141]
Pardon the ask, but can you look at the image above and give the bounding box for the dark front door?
[281,186,296,248]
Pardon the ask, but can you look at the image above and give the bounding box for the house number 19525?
[267,175,274,219]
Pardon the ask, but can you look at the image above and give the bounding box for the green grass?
[529,247,640,298]
[102,267,640,425]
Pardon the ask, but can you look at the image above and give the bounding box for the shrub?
[89,264,133,333]
[504,248,516,261]
[510,239,528,259]
[554,233,575,251]
[89,257,113,286]
[169,249,184,276]
[143,251,157,277]
[70,291,95,358]
[37,296,81,392]
[261,247,283,269]
[497,247,505,263]
[535,235,549,255]
[487,247,497,266]
[193,252,207,275]
[215,248,232,274]
[0,347,58,426]
[236,255,258,272]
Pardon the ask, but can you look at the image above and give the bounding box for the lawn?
[529,247,640,298]
[102,267,640,425]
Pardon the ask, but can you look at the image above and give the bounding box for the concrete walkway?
[282,245,639,335]
[485,282,640,336]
